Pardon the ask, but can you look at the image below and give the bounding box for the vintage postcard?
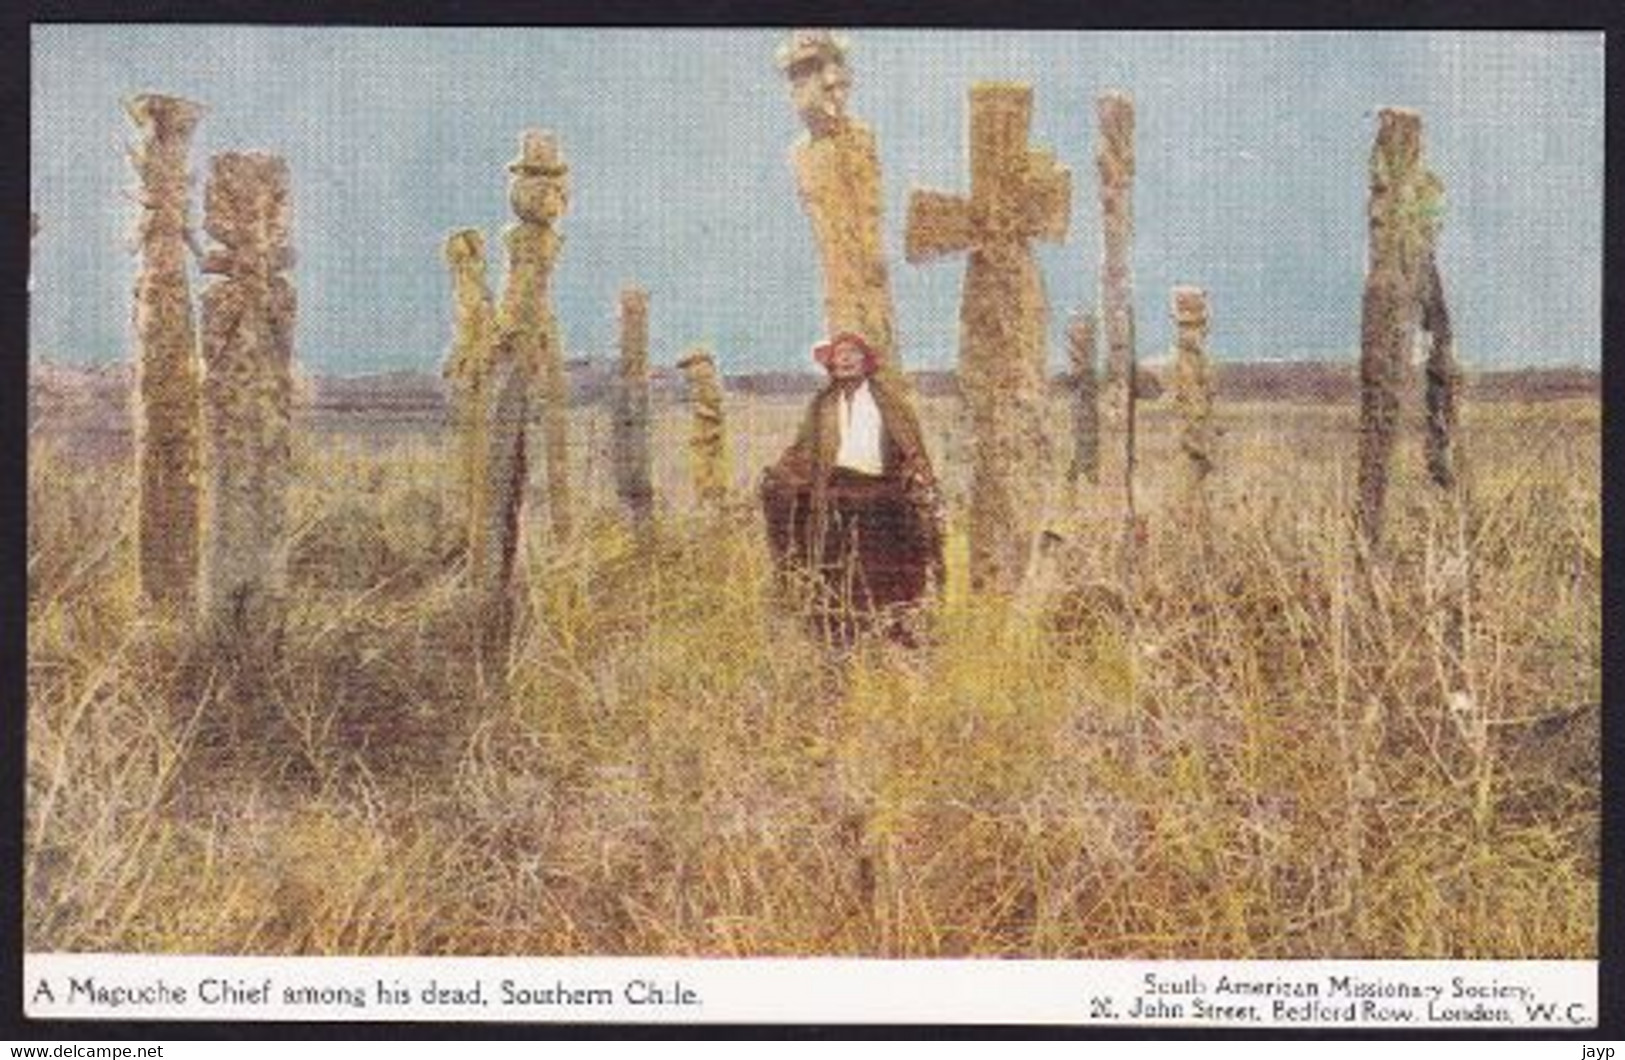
[24,25,1602,1027]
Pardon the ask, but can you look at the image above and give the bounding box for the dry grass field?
[25,392,1598,958]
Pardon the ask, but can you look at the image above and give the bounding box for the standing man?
[761,332,944,642]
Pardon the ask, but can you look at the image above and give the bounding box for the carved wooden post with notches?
[128,94,204,610]
[197,151,296,658]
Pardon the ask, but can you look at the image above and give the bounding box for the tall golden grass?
[26,395,1597,957]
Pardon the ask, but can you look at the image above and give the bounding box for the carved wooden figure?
[777,30,902,388]
[468,131,571,657]
[499,131,573,544]
[198,151,295,649]
[1421,254,1462,493]
[1357,108,1457,545]
[442,228,499,586]
[677,347,728,510]
[128,93,204,609]
[1170,286,1216,512]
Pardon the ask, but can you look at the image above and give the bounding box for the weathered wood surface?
[779,29,902,388]
[1170,286,1216,515]
[198,151,295,649]
[128,94,204,609]
[612,286,655,527]
[677,347,728,509]
[905,82,1070,593]
[442,227,498,586]
[1358,108,1453,545]
[1066,311,1100,488]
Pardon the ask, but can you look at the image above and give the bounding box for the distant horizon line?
[28,349,1603,378]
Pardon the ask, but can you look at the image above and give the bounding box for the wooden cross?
[905,82,1070,592]
[906,82,1070,266]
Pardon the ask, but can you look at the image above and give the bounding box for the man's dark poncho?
[760,375,944,635]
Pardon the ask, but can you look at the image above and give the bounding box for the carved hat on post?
[508,130,568,176]
[774,29,849,73]
[508,130,569,224]
[676,348,715,372]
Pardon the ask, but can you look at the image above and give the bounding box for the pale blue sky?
[31,28,1604,373]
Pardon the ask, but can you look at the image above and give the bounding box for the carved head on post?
[1171,286,1209,340]
[444,228,489,286]
[676,346,717,384]
[125,93,204,143]
[776,29,852,138]
[445,227,484,265]
[508,131,569,226]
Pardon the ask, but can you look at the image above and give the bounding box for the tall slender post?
[501,131,572,544]
[537,301,573,544]
[1170,286,1216,520]
[1422,254,1462,491]
[1349,109,1455,943]
[475,131,570,660]
[1096,91,1138,556]
[777,29,904,391]
[676,347,727,511]
[1066,311,1100,488]
[128,94,203,609]
[442,228,498,586]
[612,286,655,527]
[1357,108,1440,547]
[198,151,295,654]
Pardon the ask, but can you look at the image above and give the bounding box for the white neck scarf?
[834,380,884,476]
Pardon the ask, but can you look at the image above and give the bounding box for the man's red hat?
[812,331,879,374]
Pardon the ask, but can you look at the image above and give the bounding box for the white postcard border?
[22,954,1597,1028]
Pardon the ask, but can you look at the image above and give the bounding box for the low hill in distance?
[28,355,1600,451]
